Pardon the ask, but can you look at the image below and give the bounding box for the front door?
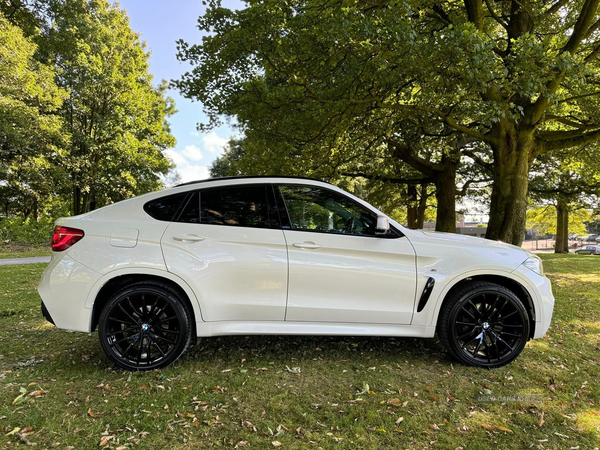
[278,184,417,324]
[161,184,288,322]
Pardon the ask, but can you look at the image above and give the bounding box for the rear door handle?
[292,241,322,250]
[173,234,205,243]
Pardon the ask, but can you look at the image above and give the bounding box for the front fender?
[410,267,546,331]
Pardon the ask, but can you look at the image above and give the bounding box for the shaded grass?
[0,245,51,259]
[0,255,598,449]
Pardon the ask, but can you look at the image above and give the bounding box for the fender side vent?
[417,277,435,313]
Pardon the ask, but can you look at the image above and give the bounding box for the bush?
[0,217,55,246]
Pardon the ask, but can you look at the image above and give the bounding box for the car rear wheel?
[438,281,530,368]
[98,281,193,371]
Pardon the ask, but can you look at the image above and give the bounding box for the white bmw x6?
[38,176,554,370]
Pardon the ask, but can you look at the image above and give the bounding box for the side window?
[278,185,378,236]
[144,192,188,221]
[177,184,278,228]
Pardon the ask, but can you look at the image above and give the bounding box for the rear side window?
[144,193,188,221]
[177,185,278,228]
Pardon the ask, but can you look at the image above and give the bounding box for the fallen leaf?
[395,417,404,425]
[388,398,402,407]
[272,441,282,447]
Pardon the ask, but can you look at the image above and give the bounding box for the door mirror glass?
[376,215,390,233]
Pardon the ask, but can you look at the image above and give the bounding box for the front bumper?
[37,253,101,332]
[513,265,555,339]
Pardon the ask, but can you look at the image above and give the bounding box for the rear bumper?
[37,253,101,332]
[41,301,55,325]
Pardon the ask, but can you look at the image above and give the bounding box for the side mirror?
[376,215,390,233]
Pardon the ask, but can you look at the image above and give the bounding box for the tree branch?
[484,0,508,28]
[386,138,440,177]
[464,0,484,31]
[462,149,494,171]
[341,172,434,185]
[539,127,600,152]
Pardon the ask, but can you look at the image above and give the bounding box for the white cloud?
[164,148,210,183]
[203,132,228,155]
[163,132,228,184]
[182,144,204,161]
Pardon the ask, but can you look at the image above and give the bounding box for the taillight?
[51,226,84,252]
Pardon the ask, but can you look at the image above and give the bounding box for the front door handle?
[173,234,205,243]
[293,241,322,250]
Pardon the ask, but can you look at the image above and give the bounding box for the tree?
[529,148,600,252]
[0,10,67,217]
[175,0,600,245]
[0,10,65,163]
[37,0,176,215]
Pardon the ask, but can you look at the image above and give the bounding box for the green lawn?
[0,255,598,449]
[0,246,51,259]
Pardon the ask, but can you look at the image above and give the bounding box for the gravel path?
[0,256,51,266]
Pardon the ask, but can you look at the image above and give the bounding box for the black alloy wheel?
[438,281,530,368]
[98,281,193,371]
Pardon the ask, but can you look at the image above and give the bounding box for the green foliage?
[0,216,54,246]
[526,206,590,235]
[37,0,176,214]
[0,11,66,163]
[174,0,600,243]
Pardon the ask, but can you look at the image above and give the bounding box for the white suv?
[38,176,554,370]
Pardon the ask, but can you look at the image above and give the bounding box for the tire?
[98,281,193,371]
[437,281,530,368]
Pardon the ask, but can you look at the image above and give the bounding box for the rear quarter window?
[144,192,188,221]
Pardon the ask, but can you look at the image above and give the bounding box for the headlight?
[522,256,543,276]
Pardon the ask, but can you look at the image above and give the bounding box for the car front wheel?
[98,281,193,371]
[438,281,530,368]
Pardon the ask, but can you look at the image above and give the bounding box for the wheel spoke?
[154,334,176,345]
[136,334,144,366]
[151,336,166,357]
[458,329,478,340]
[499,331,522,338]
[456,321,478,326]
[108,317,134,326]
[157,316,178,324]
[461,305,478,322]
[467,300,483,318]
[106,327,137,337]
[117,303,139,325]
[127,298,141,321]
[473,338,482,357]
[109,334,135,347]
[497,310,519,322]
[156,327,180,336]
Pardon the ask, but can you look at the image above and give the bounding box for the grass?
[0,245,51,259]
[0,255,598,449]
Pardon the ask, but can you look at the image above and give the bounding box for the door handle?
[293,241,322,250]
[173,234,205,243]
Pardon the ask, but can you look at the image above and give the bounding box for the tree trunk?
[406,185,418,229]
[434,166,456,233]
[555,201,569,254]
[417,184,427,228]
[73,185,82,216]
[486,127,533,245]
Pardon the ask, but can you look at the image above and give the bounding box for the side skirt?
[195,321,436,338]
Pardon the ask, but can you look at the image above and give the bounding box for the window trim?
[275,183,403,239]
[173,183,281,230]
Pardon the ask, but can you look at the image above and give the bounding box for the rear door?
[277,184,417,324]
[161,184,288,322]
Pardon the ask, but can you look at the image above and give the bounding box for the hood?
[416,230,527,253]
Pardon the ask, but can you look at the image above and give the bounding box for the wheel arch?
[87,269,203,333]
[433,274,536,339]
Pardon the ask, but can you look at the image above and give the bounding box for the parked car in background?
[38,176,555,371]
[582,234,598,243]
[596,235,600,243]
[575,245,600,255]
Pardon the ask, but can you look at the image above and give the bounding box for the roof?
[176,175,332,187]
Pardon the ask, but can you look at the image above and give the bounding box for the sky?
[117,0,243,183]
